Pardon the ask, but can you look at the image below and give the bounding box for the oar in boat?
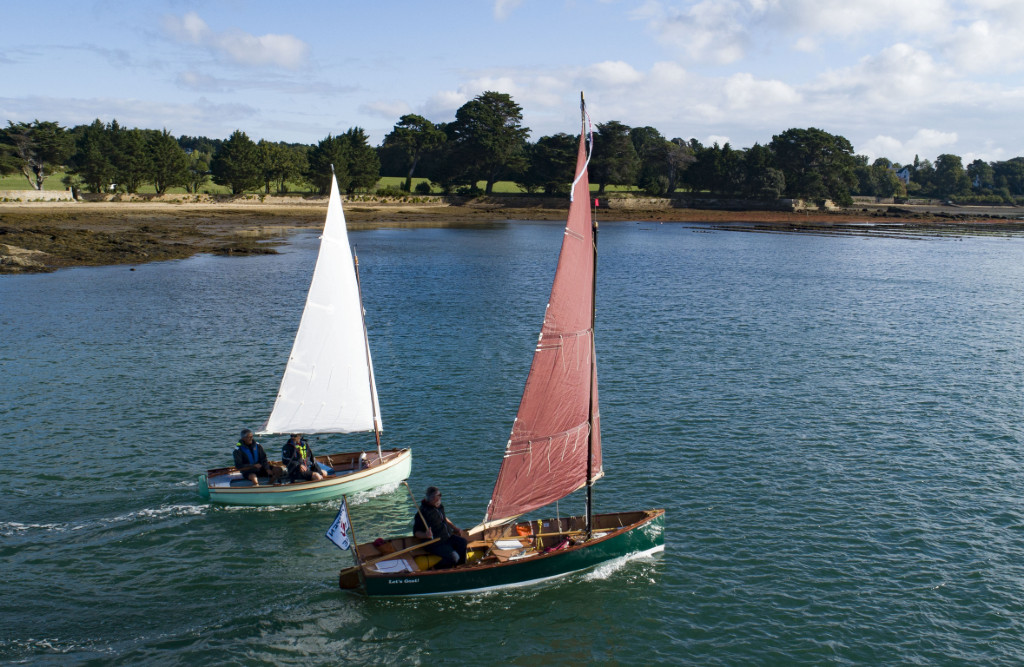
[339,537,441,586]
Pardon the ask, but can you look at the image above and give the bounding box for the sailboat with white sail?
[199,171,411,506]
[338,95,664,595]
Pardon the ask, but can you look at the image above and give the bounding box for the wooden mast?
[583,91,597,538]
[354,249,384,460]
[331,162,383,460]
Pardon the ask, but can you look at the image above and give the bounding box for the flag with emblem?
[325,497,352,551]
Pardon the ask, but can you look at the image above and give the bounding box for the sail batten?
[260,175,382,436]
[483,107,603,526]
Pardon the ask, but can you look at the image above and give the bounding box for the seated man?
[233,429,282,486]
[282,433,324,482]
[413,486,467,569]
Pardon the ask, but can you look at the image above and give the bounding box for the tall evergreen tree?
[665,138,696,194]
[769,127,857,205]
[148,129,189,195]
[112,124,152,194]
[743,143,784,199]
[211,130,261,195]
[306,134,350,194]
[257,140,285,194]
[343,127,381,192]
[591,121,639,195]
[381,114,446,192]
[631,126,672,195]
[185,151,212,194]
[517,133,576,195]
[934,153,970,197]
[449,91,529,194]
[68,119,116,193]
[419,122,470,195]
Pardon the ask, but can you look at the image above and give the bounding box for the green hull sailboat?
[339,95,664,595]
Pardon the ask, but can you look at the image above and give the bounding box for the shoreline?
[3,199,1024,273]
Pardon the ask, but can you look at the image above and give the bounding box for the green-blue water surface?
[2,222,1024,664]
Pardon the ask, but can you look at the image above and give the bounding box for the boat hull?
[198,448,411,506]
[354,509,664,596]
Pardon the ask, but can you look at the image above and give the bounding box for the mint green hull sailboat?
[199,170,410,506]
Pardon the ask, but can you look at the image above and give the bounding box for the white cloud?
[809,43,951,106]
[632,0,958,66]
[0,94,257,135]
[360,100,412,119]
[942,19,1024,73]
[421,90,471,120]
[583,61,644,86]
[163,12,308,70]
[177,71,227,91]
[777,0,951,38]
[858,135,905,161]
[723,73,801,110]
[648,61,689,86]
[493,0,524,20]
[632,0,750,64]
[166,11,209,43]
[859,128,959,163]
[793,37,818,53]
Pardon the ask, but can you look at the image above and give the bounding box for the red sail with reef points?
[484,114,603,526]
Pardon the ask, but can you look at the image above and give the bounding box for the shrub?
[414,181,432,195]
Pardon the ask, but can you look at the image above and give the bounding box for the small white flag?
[325,498,352,551]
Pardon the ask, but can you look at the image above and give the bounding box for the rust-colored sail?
[483,107,602,527]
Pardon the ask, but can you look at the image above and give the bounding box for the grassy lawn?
[1,171,636,196]
[0,172,69,191]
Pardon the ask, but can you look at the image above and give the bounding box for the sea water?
[1,222,1023,664]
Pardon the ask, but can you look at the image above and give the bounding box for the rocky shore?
[2,197,1024,274]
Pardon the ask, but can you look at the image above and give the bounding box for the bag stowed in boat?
[372,537,396,555]
[543,538,571,554]
[414,554,443,570]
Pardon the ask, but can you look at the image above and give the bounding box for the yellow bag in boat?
[414,554,442,570]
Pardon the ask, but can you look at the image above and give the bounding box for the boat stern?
[197,474,210,500]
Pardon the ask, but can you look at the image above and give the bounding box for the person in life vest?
[413,486,467,569]
[282,434,324,482]
[233,429,282,485]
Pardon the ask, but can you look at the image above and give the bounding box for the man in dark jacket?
[233,429,282,485]
[281,434,324,482]
[413,486,467,569]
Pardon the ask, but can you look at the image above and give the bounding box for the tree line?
[3,91,1023,206]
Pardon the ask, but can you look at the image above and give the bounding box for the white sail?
[260,174,382,435]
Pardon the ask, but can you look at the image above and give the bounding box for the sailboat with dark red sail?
[338,95,665,596]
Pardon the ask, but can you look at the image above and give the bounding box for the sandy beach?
[3,198,1024,273]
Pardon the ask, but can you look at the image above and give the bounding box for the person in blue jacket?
[233,429,282,485]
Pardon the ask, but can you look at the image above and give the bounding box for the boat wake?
[0,504,210,537]
[0,521,65,536]
[582,544,665,582]
[349,481,401,505]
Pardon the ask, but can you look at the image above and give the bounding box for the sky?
[3,0,1022,165]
